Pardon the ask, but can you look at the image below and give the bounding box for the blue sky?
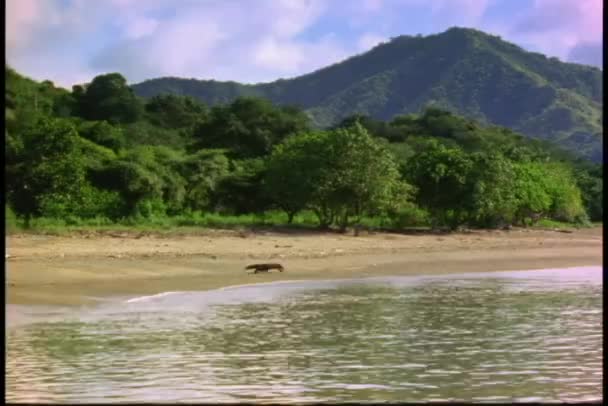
[7,0,602,88]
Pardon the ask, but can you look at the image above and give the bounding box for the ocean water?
[6,266,603,403]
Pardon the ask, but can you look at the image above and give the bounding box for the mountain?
[131,27,603,162]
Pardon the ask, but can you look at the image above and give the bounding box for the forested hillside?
[132,27,603,162]
[5,67,603,231]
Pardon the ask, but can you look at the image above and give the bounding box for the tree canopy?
[5,67,602,231]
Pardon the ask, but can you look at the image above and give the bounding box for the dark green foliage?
[264,132,326,223]
[6,117,89,223]
[75,73,143,124]
[90,159,163,216]
[405,141,475,229]
[145,94,207,129]
[213,158,273,214]
[466,152,519,227]
[131,27,602,162]
[121,121,189,148]
[335,114,406,142]
[496,160,586,226]
[77,120,126,151]
[181,149,231,211]
[4,66,600,230]
[191,97,310,158]
[265,124,410,230]
[572,162,603,222]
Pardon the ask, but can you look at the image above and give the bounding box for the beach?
[5,227,602,306]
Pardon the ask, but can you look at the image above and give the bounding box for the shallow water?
[6,267,603,403]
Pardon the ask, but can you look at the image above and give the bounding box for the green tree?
[76,73,143,124]
[181,149,231,211]
[405,140,474,229]
[542,162,587,223]
[6,117,88,224]
[266,124,409,230]
[77,120,126,151]
[467,152,518,227]
[511,162,554,226]
[510,161,586,226]
[264,131,327,223]
[191,97,310,158]
[320,124,409,230]
[213,158,272,214]
[91,160,163,217]
[122,146,187,215]
[145,94,208,129]
[573,163,603,222]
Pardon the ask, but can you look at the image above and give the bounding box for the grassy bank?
[5,208,599,237]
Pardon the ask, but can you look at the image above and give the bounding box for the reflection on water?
[6,267,603,403]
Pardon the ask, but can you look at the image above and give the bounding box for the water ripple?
[6,267,603,403]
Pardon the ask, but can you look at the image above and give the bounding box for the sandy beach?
[5,227,602,306]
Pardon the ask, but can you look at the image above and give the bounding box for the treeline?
[5,68,603,231]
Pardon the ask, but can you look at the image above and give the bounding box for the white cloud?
[92,0,350,83]
[253,38,306,72]
[124,17,160,40]
[6,0,602,88]
[482,0,602,64]
[7,0,348,86]
[252,33,348,75]
[357,33,387,51]
[6,0,58,50]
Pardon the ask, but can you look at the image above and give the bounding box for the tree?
[573,163,603,222]
[76,73,143,124]
[542,162,587,223]
[6,117,88,224]
[264,131,327,223]
[77,120,126,151]
[191,97,310,158]
[213,158,273,215]
[336,114,406,142]
[320,124,410,230]
[181,149,231,211]
[405,140,474,229]
[91,160,163,217]
[511,162,554,226]
[466,152,518,227]
[145,94,207,129]
[265,124,409,230]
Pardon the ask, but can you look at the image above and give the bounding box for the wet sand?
[5,227,602,306]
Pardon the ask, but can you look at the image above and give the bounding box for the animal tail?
[245,265,256,270]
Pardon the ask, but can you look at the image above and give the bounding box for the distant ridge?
[132,27,603,162]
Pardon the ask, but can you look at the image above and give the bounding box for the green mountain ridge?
[131,27,603,162]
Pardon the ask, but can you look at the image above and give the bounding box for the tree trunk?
[313,208,331,229]
[338,212,349,233]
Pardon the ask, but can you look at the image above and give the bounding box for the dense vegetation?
[132,27,603,162]
[5,67,602,233]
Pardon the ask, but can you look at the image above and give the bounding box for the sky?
[6,0,603,88]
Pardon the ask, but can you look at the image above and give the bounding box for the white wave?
[125,291,182,303]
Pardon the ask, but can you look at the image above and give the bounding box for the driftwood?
[245,263,285,274]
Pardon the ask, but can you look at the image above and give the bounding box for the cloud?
[90,0,346,83]
[7,0,59,50]
[7,0,347,86]
[500,0,602,62]
[567,43,603,68]
[357,33,388,51]
[5,0,604,88]
[124,17,160,40]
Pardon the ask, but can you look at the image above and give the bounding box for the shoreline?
[6,227,602,306]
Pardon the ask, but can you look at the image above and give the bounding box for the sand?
[5,227,602,306]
